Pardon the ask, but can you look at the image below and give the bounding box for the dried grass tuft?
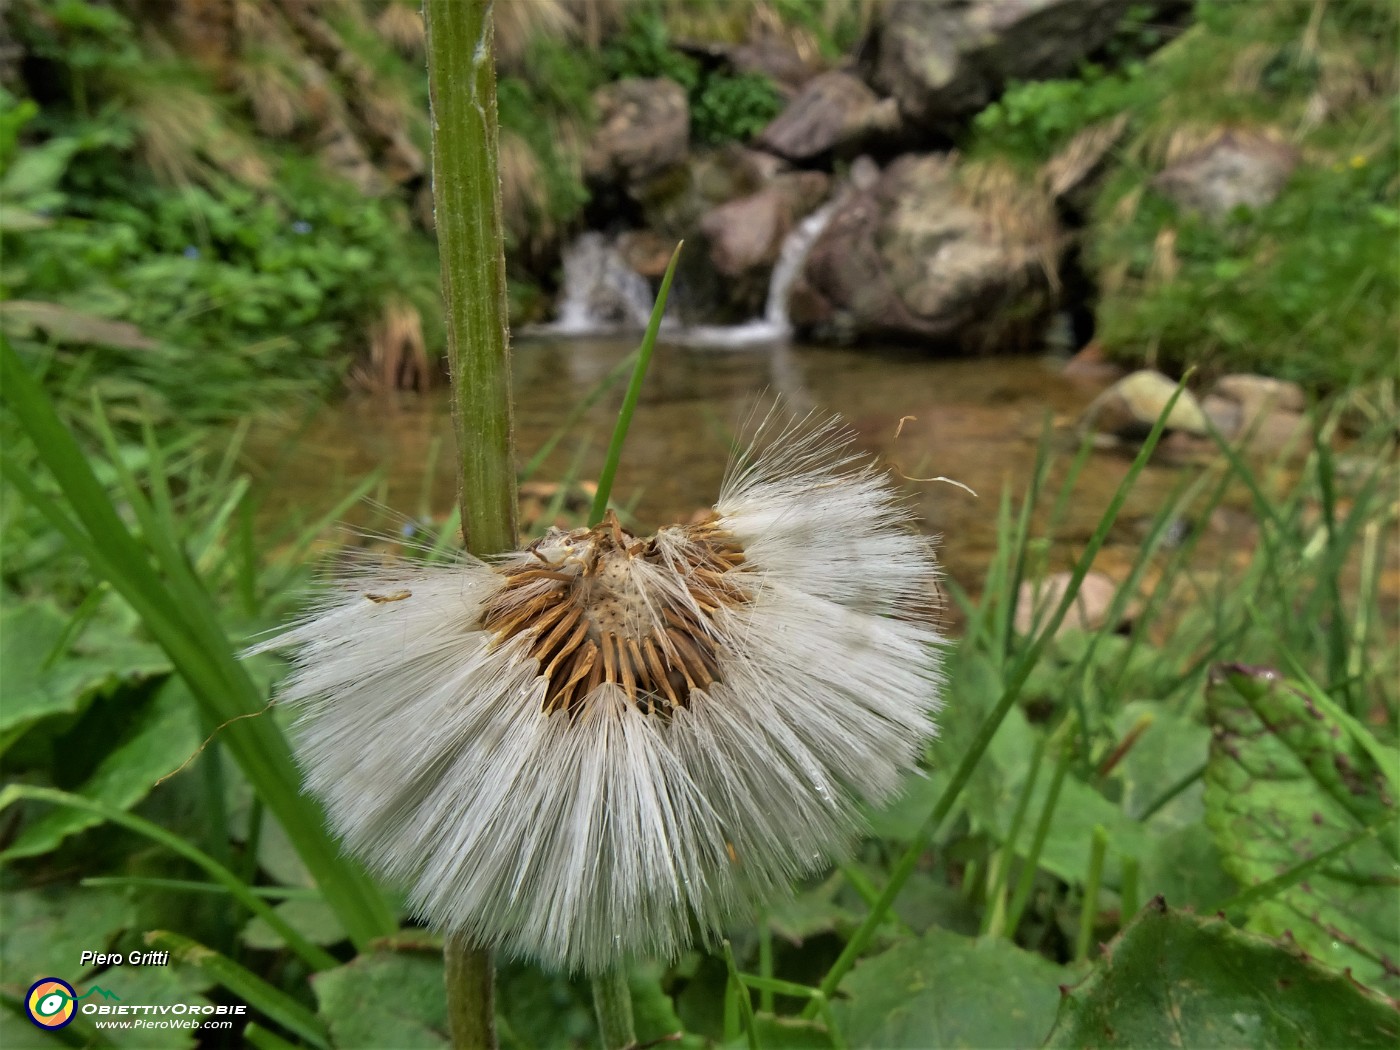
[375,1,425,56]
[357,298,431,397]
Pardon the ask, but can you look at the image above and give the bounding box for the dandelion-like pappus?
[255,416,945,974]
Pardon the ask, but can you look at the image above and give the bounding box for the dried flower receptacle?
[255,417,945,974]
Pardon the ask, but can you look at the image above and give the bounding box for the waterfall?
[550,232,655,334]
[535,198,840,346]
[671,196,841,348]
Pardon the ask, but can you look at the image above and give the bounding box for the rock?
[1200,393,1243,438]
[1205,374,1310,454]
[757,71,902,161]
[1211,373,1306,415]
[1013,571,1123,638]
[790,154,1060,350]
[681,37,825,96]
[700,172,830,276]
[1152,130,1298,220]
[1062,341,1127,384]
[1081,370,1209,439]
[699,172,831,317]
[616,230,677,279]
[584,77,690,189]
[870,0,1135,134]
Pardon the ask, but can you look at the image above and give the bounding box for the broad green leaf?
[0,596,167,736]
[972,704,1149,887]
[1043,901,1400,1048]
[312,948,449,1049]
[241,898,347,952]
[729,1015,835,1049]
[0,887,132,986]
[1113,701,1209,827]
[77,964,217,1050]
[766,873,860,945]
[3,677,198,859]
[1204,665,1399,995]
[833,926,1071,1049]
[1136,822,1235,911]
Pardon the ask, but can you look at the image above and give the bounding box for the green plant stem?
[1077,825,1109,962]
[426,0,517,556]
[591,969,636,1050]
[802,378,1187,1017]
[445,931,497,1050]
[1005,740,1073,937]
[424,1,516,1045]
[588,243,683,525]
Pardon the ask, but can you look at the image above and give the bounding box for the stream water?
[244,336,1199,604]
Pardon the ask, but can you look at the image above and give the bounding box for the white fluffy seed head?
[251,414,945,974]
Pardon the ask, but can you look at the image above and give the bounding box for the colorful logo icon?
[25,978,77,1029]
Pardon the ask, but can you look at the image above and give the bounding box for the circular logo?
[25,978,77,1029]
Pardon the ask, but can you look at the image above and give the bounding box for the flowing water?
[244,336,1196,603]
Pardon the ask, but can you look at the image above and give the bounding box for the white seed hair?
[251,414,945,974]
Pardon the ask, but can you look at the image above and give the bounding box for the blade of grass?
[145,930,330,1049]
[588,243,683,526]
[1075,825,1109,962]
[1004,738,1073,937]
[721,940,760,1050]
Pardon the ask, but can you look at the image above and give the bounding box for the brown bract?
[481,512,749,718]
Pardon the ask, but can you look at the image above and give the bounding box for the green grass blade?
[589,243,683,525]
[145,930,330,1049]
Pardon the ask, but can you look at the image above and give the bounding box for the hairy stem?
[426,0,518,554]
[591,969,636,1050]
[424,1,515,1046]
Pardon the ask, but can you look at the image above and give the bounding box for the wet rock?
[1082,370,1209,439]
[682,37,826,96]
[585,77,690,189]
[699,172,831,317]
[1152,131,1298,220]
[791,154,1060,350]
[616,230,677,279]
[757,71,902,161]
[1014,571,1123,638]
[870,0,1135,135]
[700,173,830,276]
[1204,374,1310,453]
[1211,373,1306,416]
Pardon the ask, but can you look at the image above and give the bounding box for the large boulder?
[1152,130,1299,220]
[789,154,1061,350]
[756,71,902,161]
[870,0,1135,135]
[584,77,690,190]
[699,172,831,315]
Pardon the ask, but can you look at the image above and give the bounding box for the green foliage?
[1045,903,1400,1048]
[691,71,783,145]
[971,62,1147,162]
[602,6,701,91]
[1204,666,1399,996]
[603,3,783,145]
[831,928,1072,1047]
[1093,151,1399,388]
[1,98,438,421]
